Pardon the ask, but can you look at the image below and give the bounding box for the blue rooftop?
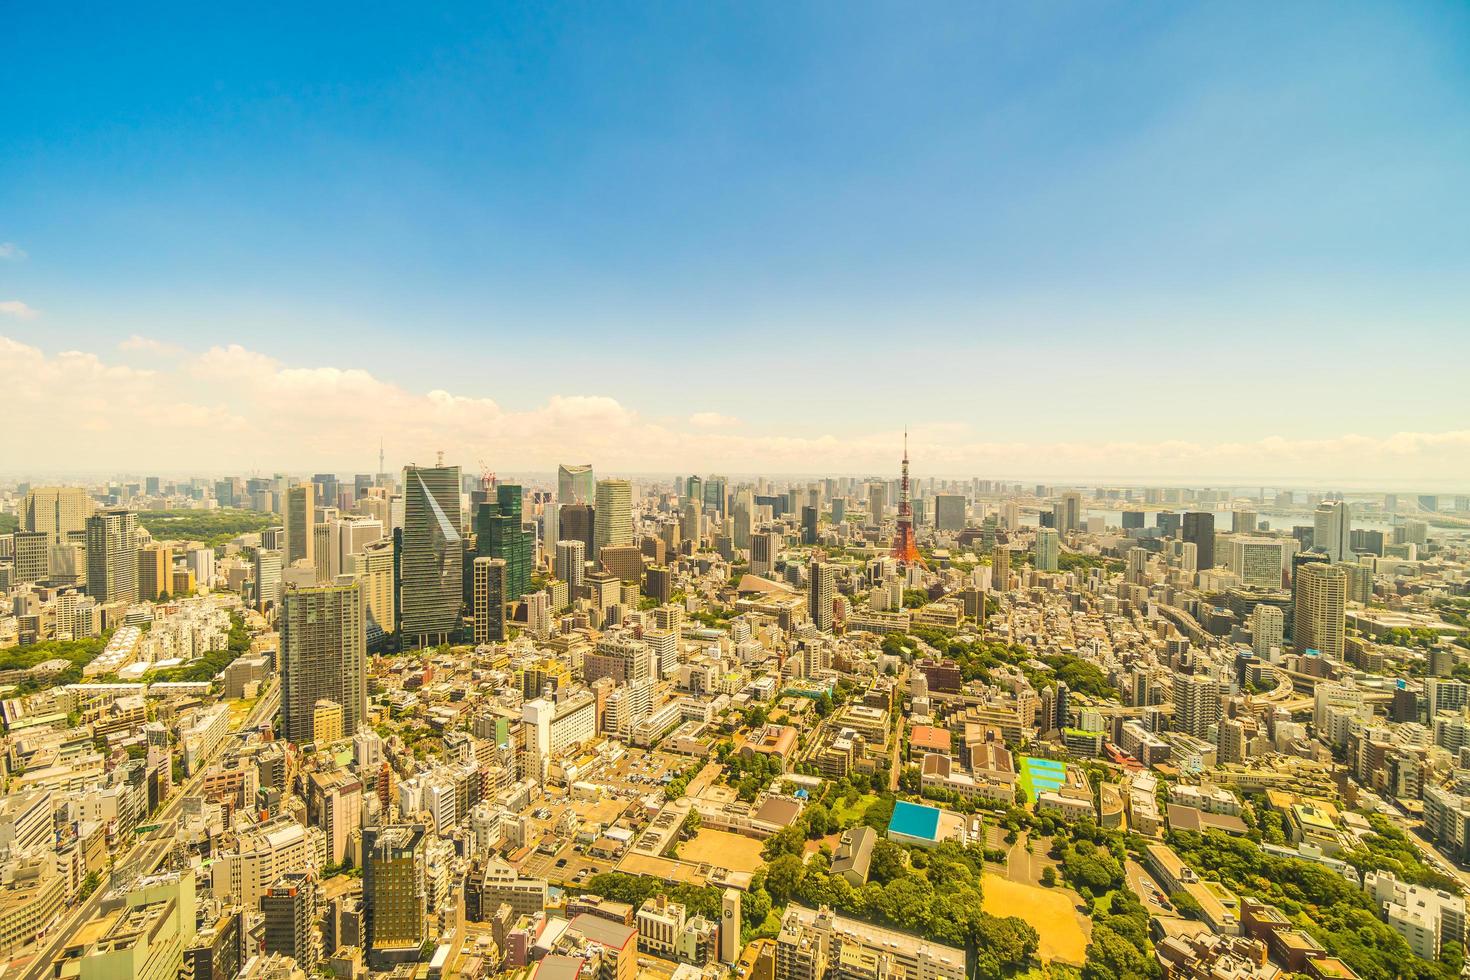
[888,800,941,841]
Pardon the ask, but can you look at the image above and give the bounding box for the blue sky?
[3,2,1469,480]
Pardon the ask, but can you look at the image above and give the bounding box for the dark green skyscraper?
[476,484,533,601]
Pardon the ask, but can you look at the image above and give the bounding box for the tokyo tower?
[891,430,924,566]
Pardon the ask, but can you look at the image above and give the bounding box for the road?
[12,682,279,980]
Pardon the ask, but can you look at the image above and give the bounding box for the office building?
[135,543,173,601]
[1034,528,1059,572]
[472,557,508,645]
[1182,512,1215,571]
[594,479,633,557]
[933,494,966,531]
[558,464,595,505]
[22,486,93,544]
[1313,501,1353,563]
[285,484,316,568]
[262,873,320,973]
[254,549,283,613]
[363,825,428,959]
[801,505,818,546]
[476,483,533,600]
[86,509,139,605]
[1230,537,1286,590]
[400,464,463,647]
[809,562,835,631]
[12,531,48,584]
[349,538,396,643]
[559,503,595,563]
[1294,563,1346,659]
[280,581,367,744]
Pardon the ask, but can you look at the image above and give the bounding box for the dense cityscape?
[0,458,1468,980]
[6,3,1470,979]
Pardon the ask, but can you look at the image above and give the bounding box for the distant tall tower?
[890,432,923,566]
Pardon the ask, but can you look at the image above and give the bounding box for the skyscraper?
[933,494,966,531]
[558,464,595,505]
[1182,512,1215,572]
[555,539,586,594]
[593,479,633,557]
[991,545,1011,592]
[285,484,315,568]
[559,503,595,562]
[1251,605,1284,660]
[476,484,533,601]
[280,581,367,744]
[254,549,283,612]
[1313,501,1353,563]
[1173,674,1224,739]
[1034,528,1060,572]
[22,486,93,544]
[808,562,835,631]
[1294,562,1346,659]
[350,538,396,644]
[472,557,508,645]
[400,464,463,648]
[137,543,173,600]
[261,873,320,973]
[85,509,139,605]
[12,531,48,584]
[363,825,428,959]
[801,505,818,546]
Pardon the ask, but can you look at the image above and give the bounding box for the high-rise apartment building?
[1182,512,1215,572]
[1294,562,1346,659]
[558,464,595,505]
[285,484,316,568]
[472,557,507,645]
[86,509,139,605]
[279,581,367,744]
[991,545,1011,592]
[1173,674,1224,740]
[555,539,586,594]
[1251,604,1284,660]
[400,464,463,647]
[593,479,633,557]
[809,562,835,631]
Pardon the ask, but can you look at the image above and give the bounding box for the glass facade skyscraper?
[400,464,463,647]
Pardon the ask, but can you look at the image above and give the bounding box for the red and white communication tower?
[891,430,924,566]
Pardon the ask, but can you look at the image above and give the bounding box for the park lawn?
[831,793,879,827]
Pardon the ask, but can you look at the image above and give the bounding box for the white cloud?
[0,243,26,261]
[689,412,741,429]
[118,334,182,355]
[1,333,1467,487]
[0,301,39,319]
